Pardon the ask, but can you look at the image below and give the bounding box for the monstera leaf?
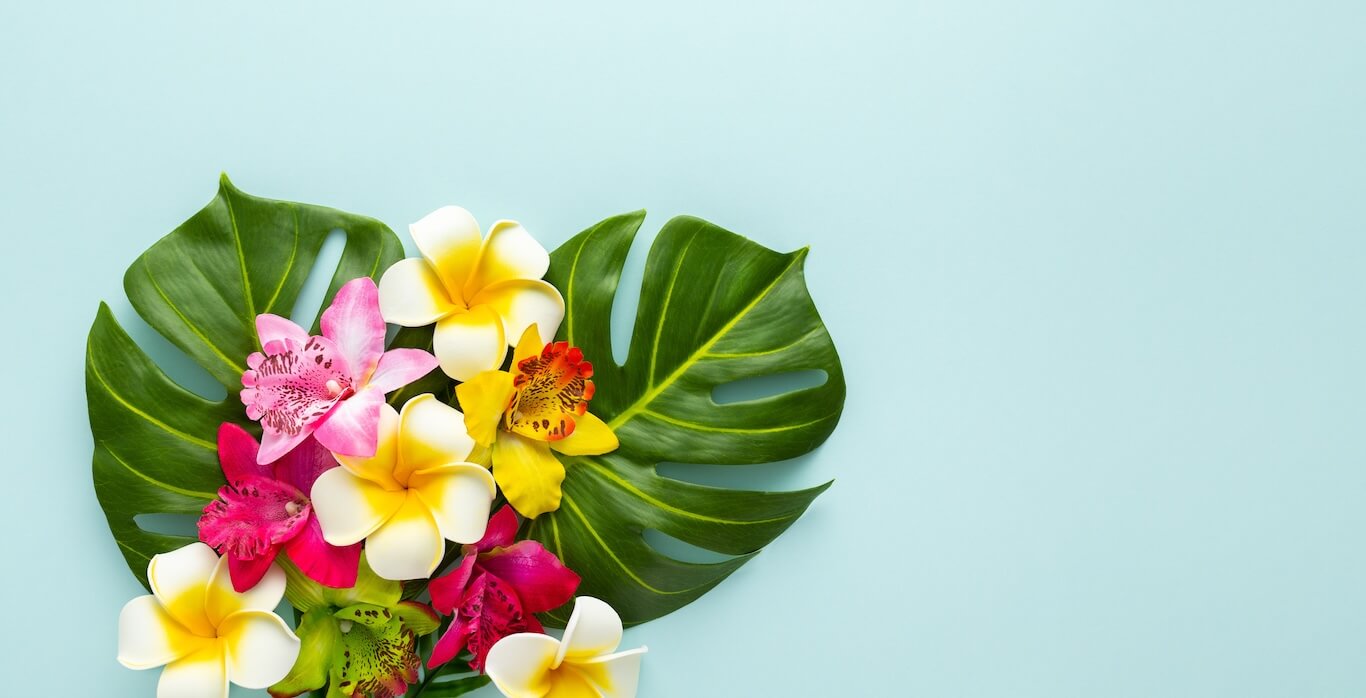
[86,176,404,587]
[526,212,845,626]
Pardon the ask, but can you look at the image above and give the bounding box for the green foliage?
[526,212,845,625]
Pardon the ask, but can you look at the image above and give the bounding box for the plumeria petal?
[470,279,565,350]
[408,463,497,544]
[319,278,386,379]
[572,648,648,698]
[255,314,309,349]
[475,504,521,552]
[218,611,301,689]
[311,467,406,546]
[434,305,507,382]
[333,402,403,490]
[463,220,550,299]
[216,423,271,484]
[492,432,565,519]
[205,556,285,628]
[366,348,439,395]
[478,541,580,614]
[364,492,445,580]
[548,412,618,457]
[283,517,361,589]
[156,644,228,698]
[556,597,623,667]
[409,205,484,306]
[149,543,218,637]
[485,633,559,698]
[377,257,459,326]
[455,370,517,449]
[312,387,385,458]
[395,394,476,483]
[117,595,209,670]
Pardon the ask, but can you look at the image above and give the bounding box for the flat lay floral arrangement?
[86,176,845,698]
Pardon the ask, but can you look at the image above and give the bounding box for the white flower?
[485,597,647,698]
[310,394,497,580]
[378,205,565,381]
[117,542,300,698]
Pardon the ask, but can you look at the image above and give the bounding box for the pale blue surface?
[2,1,1365,695]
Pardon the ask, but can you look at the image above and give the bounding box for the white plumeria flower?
[310,393,497,580]
[117,542,300,698]
[485,597,647,698]
[378,205,565,381]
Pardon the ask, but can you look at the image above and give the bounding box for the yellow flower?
[378,206,565,382]
[456,325,619,518]
[485,597,646,698]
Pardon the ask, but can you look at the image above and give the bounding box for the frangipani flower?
[311,394,497,580]
[270,555,440,698]
[198,423,360,592]
[428,505,581,671]
[485,597,646,698]
[242,277,439,464]
[117,542,300,698]
[377,205,565,381]
[457,325,619,518]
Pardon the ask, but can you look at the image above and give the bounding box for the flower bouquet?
[87,177,845,697]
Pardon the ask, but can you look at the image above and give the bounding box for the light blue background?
[3,1,1365,695]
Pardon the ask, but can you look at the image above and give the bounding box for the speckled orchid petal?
[463,220,550,300]
[470,279,565,351]
[506,339,595,443]
[434,305,507,382]
[149,543,219,638]
[157,644,229,698]
[408,463,496,544]
[117,595,210,670]
[478,541,580,614]
[197,476,309,591]
[366,348,439,395]
[378,257,459,326]
[242,334,352,464]
[255,314,309,349]
[319,278,386,380]
[217,611,300,690]
[548,412,618,457]
[409,205,484,306]
[485,633,559,698]
[451,572,539,672]
[329,605,422,698]
[312,387,385,458]
[310,467,407,546]
[364,492,445,580]
[394,394,476,483]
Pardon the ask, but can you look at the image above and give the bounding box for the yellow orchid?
[116,543,300,698]
[377,205,565,382]
[456,325,619,518]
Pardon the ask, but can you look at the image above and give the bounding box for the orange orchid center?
[503,341,595,442]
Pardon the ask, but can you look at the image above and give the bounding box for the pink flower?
[427,506,581,672]
[198,423,362,592]
[241,277,438,464]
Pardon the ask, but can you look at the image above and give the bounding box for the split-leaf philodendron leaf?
[86,176,403,587]
[526,212,845,626]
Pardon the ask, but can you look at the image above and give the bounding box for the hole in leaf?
[658,452,820,492]
[711,369,827,405]
[134,513,201,538]
[113,302,227,402]
[642,529,734,564]
[291,228,347,331]
[609,220,653,366]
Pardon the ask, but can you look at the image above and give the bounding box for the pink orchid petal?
[198,476,311,560]
[478,541,580,614]
[457,572,535,672]
[283,516,361,589]
[217,423,271,484]
[429,554,479,615]
[365,349,439,395]
[255,314,309,348]
[426,623,469,670]
[312,388,385,458]
[474,505,520,553]
[241,334,353,464]
[271,434,340,495]
[226,548,280,593]
[320,277,386,380]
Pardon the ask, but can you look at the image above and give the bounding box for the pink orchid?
[427,505,581,672]
[241,277,438,464]
[198,423,361,592]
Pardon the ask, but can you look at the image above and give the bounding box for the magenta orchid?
[427,505,581,672]
[199,423,362,592]
[241,277,438,464]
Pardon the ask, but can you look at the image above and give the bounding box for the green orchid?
[270,554,440,698]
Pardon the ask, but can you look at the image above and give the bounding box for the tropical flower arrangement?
[86,177,845,697]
